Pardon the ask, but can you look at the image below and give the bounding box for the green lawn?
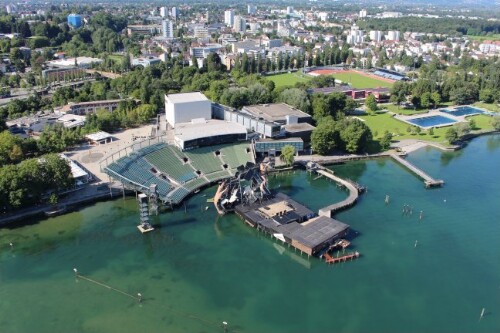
[108,54,124,64]
[467,34,500,42]
[266,72,311,88]
[359,112,496,150]
[473,102,500,113]
[381,101,455,116]
[332,72,393,89]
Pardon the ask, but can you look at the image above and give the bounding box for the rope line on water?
[74,269,244,333]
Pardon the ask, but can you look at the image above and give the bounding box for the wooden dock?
[390,154,444,188]
[317,169,360,218]
[324,251,360,264]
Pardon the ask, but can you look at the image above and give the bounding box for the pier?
[317,169,361,218]
[324,251,360,264]
[390,154,444,188]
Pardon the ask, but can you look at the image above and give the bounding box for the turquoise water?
[1,135,499,333]
[407,115,457,128]
[441,106,485,117]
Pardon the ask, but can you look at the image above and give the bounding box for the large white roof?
[174,119,246,143]
[85,131,112,142]
[166,92,209,104]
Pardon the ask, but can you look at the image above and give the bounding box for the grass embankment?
[467,34,500,42]
[360,112,496,149]
[473,102,500,113]
[266,72,311,88]
[108,54,124,64]
[332,72,393,89]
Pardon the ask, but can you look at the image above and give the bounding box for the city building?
[233,16,246,33]
[347,24,364,45]
[165,92,212,128]
[190,43,224,59]
[224,10,234,27]
[171,7,177,19]
[387,30,400,42]
[248,5,256,15]
[369,30,382,42]
[174,119,247,150]
[194,26,210,38]
[160,7,168,18]
[127,25,160,37]
[67,14,82,28]
[359,9,367,18]
[286,6,293,15]
[132,56,161,68]
[162,20,174,38]
[60,99,126,115]
[46,56,103,69]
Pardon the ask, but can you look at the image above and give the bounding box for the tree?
[280,145,295,166]
[311,117,338,155]
[277,88,311,113]
[491,116,500,131]
[479,89,495,103]
[365,94,377,113]
[431,92,441,108]
[429,127,435,136]
[344,98,358,114]
[445,127,458,144]
[420,92,432,108]
[338,118,373,153]
[380,130,393,150]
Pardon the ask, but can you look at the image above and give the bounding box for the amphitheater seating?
[167,187,191,204]
[145,146,197,183]
[183,177,209,192]
[205,170,232,182]
[105,141,255,205]
[183,146,224,174]
[220,143,253,170]
[105,155,173,198]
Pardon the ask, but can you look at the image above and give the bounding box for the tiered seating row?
[145,147,197,183]
[183,146,224,174]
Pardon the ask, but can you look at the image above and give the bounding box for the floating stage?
[235,193,350,257]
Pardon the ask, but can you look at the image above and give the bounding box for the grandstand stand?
[220,142,253,170]
[145,146,197,183]
[183,145,224,174]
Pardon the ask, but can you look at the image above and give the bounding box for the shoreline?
[1,131,497,227]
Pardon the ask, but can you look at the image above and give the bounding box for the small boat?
[44,205,67,217]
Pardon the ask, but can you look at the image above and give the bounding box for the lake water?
[1,135,499,333]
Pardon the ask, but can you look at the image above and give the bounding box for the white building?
[194,26,210,38]
[387,30,400,41]
[359,9,367,18]
[318,12,329,21]
[233,16,246,33]
[165,92,212,128]
[286,6,293,15]
[171,7,177,19]
[369,30,382,42]
[347,24,364,45]
[224,10,234,27]
[160,7,168,18]
[248,5,256,15]
[162,20,174,38]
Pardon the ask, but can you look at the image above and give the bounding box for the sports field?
[309,69,394,89]
[265,72,311,88]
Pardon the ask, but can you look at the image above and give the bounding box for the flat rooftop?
[283,123,315,133]
[166,92,209,104]
[174,119,246,143]
[242,103,311,123]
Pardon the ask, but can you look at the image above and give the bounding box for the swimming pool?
[407,115,457,128]
[441,106,485,117]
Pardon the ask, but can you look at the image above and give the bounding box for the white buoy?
[9,242,13,248]
[138,293,142,303]
[480,307,485,321]
[222,321,228,333]
[414,240,418,248]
